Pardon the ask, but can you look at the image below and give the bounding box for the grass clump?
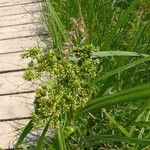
[22,44,100,128]
[16,0,150,149]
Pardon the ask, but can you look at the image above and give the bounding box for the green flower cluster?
[22,45,101,127]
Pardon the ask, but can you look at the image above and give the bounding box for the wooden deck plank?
[0,0,43,148]
[0,12,41,27]
[0,71,38,95]
[0,2,41,17]
[0,119,30,149]
[0,23,41,40]
[0,93,34,120]
[0,0,37,7]
[0,36,44,54]
[0,52,29,72]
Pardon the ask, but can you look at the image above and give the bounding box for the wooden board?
[0,119,53,149]
[0,2,41,17]
[0,0,43,149]
[0,71,38,95]
[0,93,34,120]
[0,52,29,72]
[0,23,41,40]
[0,12,41,27]
[0,36,44,54]
[0,119,30,149]
[0,0,38,7]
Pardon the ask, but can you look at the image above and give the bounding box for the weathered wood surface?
[0,2,41,17]
[0,1,43,149]
[0,52,28,72]
[0,0,39,7]
[0,12,41,27]
[0,71,38,95]
[0,93,34,120]
[0,119,30,149]
[0,23,41,40]
[0,36,43,54]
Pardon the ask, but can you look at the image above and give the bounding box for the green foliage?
[36,117,51,149]
[22,44,101,127]
[15,120,33,148]
[77,83,150,115]
[17,0,150,149]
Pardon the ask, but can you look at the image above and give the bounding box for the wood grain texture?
[0,0,39,7]
[0,23,41,40]
[0,12,41,27]
[0,119,30,149]
[0,2,41,17]
[0,119,53,149]
[0,71,38,95]
[0,52,29,72]
[0,93,34,120]
[0,0,43,148]
[0,36,44,54]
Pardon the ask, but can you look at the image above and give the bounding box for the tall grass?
[43,0,150,89]
[16,0,150,149]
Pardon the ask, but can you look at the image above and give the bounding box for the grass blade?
[58,128,67,150]
[93,57,150,84]
[101,0,140,51]
[128,99,150,136]
[36,118,51,150]
[45,0,70,42]
[15,119,33,148]
[86,135,150,146]
[103,109,130,137]
[77,83,150,115]
[92,51,149,58]
[136,121,150,127]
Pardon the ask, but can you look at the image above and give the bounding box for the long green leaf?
[127,20,150,52]
[15,119,33,148]
[86,135,150,146]
[135,121,150,127]
[77,83,150,116]
[45,0,70,42]
[36,118,51,150]
[101,0,140,51]
[92,51,149,58]
[88,82,150,107]
[103,110,130,137]
[128,99,150,136]
[93,57,150,84]
[58,128,67,150]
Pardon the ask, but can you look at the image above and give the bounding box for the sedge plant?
[16,0,150,149]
